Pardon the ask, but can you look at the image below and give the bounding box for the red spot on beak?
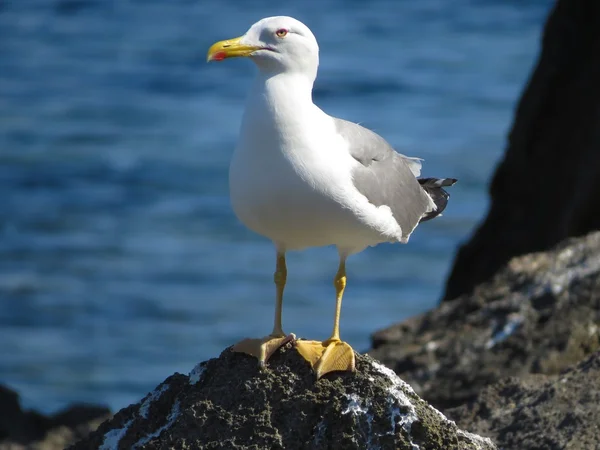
[212,51,227,61]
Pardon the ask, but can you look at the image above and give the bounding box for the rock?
[0,384,110,450]
[69,344,495,450]
[370,231,600,411]
[447,351,600,450]
[444,0,600,301]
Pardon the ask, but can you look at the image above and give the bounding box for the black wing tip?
[418,177,457,223]
[418,177,458,188]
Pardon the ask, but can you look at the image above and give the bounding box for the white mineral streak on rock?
[371,361,419,450]
[372,361,496,448]
[457,429,496,449]
[341,393,376,449]
[133,400,181,449]
[139,384,170,419]
[189,362,207,385]
[485,314,524,349]
[99,419,134,450]
[371,360,416,394]
[425,401,448,422]
[342,393,369,415]
[425,341,438,352]
[312,417,327,447]
[541,249,600,296]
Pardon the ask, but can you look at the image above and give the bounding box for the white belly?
[229,142,386,252]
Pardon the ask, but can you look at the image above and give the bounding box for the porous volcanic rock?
[447,351,600,450]
[370,231,600,411]
[69,344,495,450]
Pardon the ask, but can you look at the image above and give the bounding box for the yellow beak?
[206,36,262,62]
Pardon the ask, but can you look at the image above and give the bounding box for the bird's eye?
[275,28,288,38]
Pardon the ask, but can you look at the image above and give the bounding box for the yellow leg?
[272,252,286,336]
[295,257,356,378]
[232,252,295,364]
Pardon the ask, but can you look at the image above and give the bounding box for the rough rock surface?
[444,0,600,301]
[0,384,111,450]
[69,344,495,450]
[370,231,600,411]
[447,351,600,450]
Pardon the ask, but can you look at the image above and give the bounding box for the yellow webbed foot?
[232,333,296,365]
[295,339,356,379]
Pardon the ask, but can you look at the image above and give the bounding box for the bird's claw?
[295,338,356,379]
[232,333,296,364]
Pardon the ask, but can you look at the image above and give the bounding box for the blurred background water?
[0,0,554,414]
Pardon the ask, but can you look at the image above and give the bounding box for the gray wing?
[334,118,434,240]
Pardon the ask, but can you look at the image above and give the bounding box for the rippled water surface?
[0,0,553,412]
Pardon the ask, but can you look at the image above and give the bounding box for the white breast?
[228,74,402,253]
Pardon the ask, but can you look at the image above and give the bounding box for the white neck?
[237,71,328,159]
[248,71,315,120]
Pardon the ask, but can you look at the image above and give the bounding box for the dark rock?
[0,385,110,450]
[69,344,495,450]
[447,351,600,450]
[370,231,600,411]
[444,0,600,301]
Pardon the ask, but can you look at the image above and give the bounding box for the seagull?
[207,16,456,378]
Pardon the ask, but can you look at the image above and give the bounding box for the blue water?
[0,0,553,414]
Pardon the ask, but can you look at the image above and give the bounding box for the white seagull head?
[207,16,319,80]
